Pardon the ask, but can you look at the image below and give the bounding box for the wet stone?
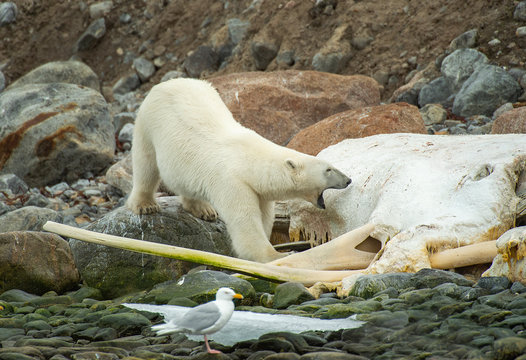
[273,282,315,309]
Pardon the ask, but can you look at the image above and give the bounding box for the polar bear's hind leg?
[181,197,218,221]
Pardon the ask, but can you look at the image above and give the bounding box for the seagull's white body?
[134,287,243,354]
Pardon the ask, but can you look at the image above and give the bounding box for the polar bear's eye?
[326,168,332,173]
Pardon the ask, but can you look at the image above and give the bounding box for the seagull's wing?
[177,301,222,333]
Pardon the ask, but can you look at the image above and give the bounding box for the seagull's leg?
[204,335,221,354]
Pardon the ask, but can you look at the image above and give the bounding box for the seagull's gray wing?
[177,301,222,333]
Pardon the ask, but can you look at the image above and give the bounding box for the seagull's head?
[216,287,243,301]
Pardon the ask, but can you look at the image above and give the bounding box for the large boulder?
[0,83,114,187]
[440,48,488,93]
[287,103,426,156]
[209,70,381,145]
[452,64,522,118]
[69,197,234,299]
[0,232,80,295]
[7,61,99,91]
[287,134,526,275]
[491,107,526,134]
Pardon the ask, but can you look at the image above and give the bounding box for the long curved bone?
[269,223,377,270]
[42,221,362,286]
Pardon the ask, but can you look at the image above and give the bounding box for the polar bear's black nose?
[346,178,352,186]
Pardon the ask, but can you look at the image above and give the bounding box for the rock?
[347,273,413,299]
[97,313,151,337]
[412,268,474,289]
[484,227,526,283]
[209,70,381,145]
[276,50,296,67]
[0,232,79,295]
[74,18,106,52]
[440,48,488,93]
[227,18,250,45]
[183,45,219,78]
[0,70,5,92]
[133,57,155,83]
[0,83,114,187]
[393,78,427,106]
[418,77,453,108]
[286,134,526,281]
[448,29,479,51]
[112,73,140,95]
[491,107,526,134]
[251,41,278,70]
[419,103,447,126]
[514,1,526,21]
[105,154,133,194]
[452,64,522,117]
[112,112,135,135]
[7,61,100,91]
[273,282,315,309]
[145,270,255,304]
[286,103,426,155]
[0,173,28,195]
[160,70,186,83]
[493,337,526,360]
[117,123,134,144]
[312,25,352,74]
[89,1,113,19]
[0,289,40,302]
[0,2,17,26]
[69,197,234,298]
[0,206,62,232]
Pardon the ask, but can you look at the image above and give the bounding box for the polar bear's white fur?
[126,78,351,262]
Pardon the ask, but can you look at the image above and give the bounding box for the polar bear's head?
[286,157,351,209]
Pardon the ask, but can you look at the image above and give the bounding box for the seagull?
[151,287,243,354]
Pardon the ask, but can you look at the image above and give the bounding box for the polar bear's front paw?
[181,197,218,221]
[127,198,161,215]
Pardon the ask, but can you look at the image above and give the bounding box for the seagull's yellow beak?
[233,293,243,299]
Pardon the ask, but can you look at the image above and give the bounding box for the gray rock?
[412,268,474,288]
[74,18,106,52]
[69,196,235,298]
[351,36,374,50]
[89,1,113,19]
[312,51,349,74]
[452,64,522,117]
[448,29,478,51]
[349,273,414,299]
[112,112,135,135]
[276,50,295,67]
[0,71,5,92]
[514,1,526,21]
[117,123,134,143]
[7,61,99,91]
[419,103,447,126]
[112,73,140,95]
[227,18,250,45]
[146,270,255,304]
[394,78,427,105]
[251,41,278,71]
[0,206,62,232]
[273,282,315,309]
[97,312,151,337]
[0,288,40,302]
[0,83,114,187]
[160,70,186,83]
[0,2,17,26]
[0,173,28,195]
[441,48,488,92]
[0,232,79,295]
[183,45,219,78]
[133,57,155,82]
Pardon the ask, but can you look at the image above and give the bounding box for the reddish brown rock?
[209,70,381,145]
[286,102,427,155]
[491,107,526,134]
[0,231,80,295]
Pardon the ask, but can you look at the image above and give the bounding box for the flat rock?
[0,231,79,295]
[0,83,114,187]
[0,206,62,232]
[286,103,426,155]
[209,70,380,145]
[491,106,526,134]
[69,196,234,298]
[286,134,526,282]
[273,282,315,309]
[7,61,99,91]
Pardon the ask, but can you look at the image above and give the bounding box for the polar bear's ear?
[286,159,297,170]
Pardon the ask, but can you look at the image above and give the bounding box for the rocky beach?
[1,0,526,359]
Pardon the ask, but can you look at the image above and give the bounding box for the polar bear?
[126,78,351,262]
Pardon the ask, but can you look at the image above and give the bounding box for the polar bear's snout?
[326,167,352,190]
